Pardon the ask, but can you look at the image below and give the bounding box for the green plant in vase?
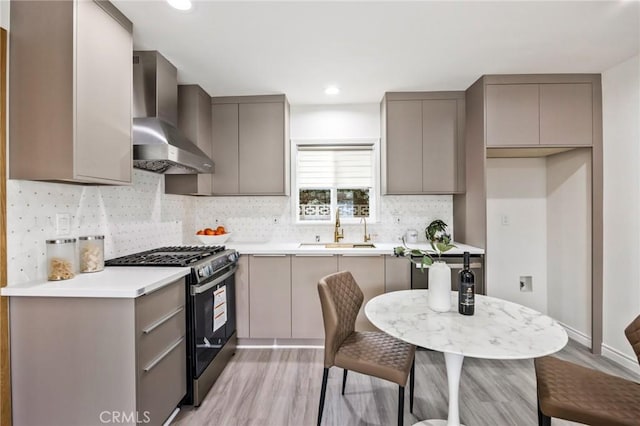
[394,219,455,272]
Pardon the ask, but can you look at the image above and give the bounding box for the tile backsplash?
[7,170,453,284]
[195,195,453,244]
[7,170,193,284]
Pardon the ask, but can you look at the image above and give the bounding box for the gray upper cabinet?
[9,0,133,184]
[212,103,240,194]
[165,85,213,195]
[540,83,593,146]
[381,92,465,195]
[485,84,540,146]
[211,95,290,195]
[486,80,594,147]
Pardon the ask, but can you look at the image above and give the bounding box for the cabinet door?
[212,103,240,194]
[540,83,592,146]
[235,256,250,338]
[385,100,423,193]
[337,255,385,331]
[291,255,338,339]
[75,0,132,183]
[422,99,458,192]
[239,102,285,194]
[384,255,411,292]
[486,84,539,146]
[249,255,291,338]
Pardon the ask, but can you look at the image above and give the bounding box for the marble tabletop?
[365,290,568,360]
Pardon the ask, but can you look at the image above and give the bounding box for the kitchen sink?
[298,243,376,249]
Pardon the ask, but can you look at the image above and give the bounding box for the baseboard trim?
[602,343,640,376]
[237,337,323,348]
[559,322,592,348]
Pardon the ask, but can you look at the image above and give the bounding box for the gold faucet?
[334,208,344,243]
[361,217,371,242]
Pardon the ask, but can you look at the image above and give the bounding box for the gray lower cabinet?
[337,255,385,331]
[291,255,339,339]
[384,254,411,293]
[165,85,214,195]
[381,92,465,194]
[211,95,290,195]
[9,278,186,426]
[241,253,387,339]
[236,255,251,338]
[485,81,594,147]
[135,279,187,425]
[9,0,133,184]
[248,255,292,338]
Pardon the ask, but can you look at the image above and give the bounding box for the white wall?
[547,149,592,343]
[290,104,380,139]
[486,158,548,313]
[602,54,640,373]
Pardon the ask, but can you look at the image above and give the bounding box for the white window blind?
[297,145,374,188]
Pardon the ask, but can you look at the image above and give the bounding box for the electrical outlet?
[501,215,510,226]
[393,217,401,224]
[55,213,71,235]
[272,216,280,225]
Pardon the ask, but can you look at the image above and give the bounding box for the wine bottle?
[458,251,475,315]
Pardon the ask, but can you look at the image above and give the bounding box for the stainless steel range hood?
[132,51,214,174]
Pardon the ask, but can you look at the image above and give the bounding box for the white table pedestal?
[412,352,466,426]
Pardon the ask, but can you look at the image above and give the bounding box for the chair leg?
[398,385,405,426]
[318,368,329,426]
[537,398,551,426]
[342,369,348,395]
[409,358,415,413]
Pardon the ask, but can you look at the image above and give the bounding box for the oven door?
[190,263,237,379]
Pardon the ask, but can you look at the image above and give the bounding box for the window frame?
[291,138,380,225]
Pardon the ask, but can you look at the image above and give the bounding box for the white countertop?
[365,290,567,360]
[226,241,484,256]
[0,267,190,298]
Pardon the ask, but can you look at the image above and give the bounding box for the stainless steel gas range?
[106,245,239,406]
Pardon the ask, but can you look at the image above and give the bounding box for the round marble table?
[364,290,568,426]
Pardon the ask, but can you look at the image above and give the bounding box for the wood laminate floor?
[173,340,639,426]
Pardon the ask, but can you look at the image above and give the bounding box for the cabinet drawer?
[137,306,185,370]
[138,337,186,426]
[136,278,185,333]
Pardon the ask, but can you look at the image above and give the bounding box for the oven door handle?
[191,264,238,295]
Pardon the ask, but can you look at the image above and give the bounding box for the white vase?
[428,261,452,312]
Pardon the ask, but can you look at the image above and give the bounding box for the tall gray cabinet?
[381,92,465,194]
[454,74,603,353]
[211,95,290,195]
[9,0,133,184]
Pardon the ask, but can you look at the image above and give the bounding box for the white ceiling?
[113,0,639,105]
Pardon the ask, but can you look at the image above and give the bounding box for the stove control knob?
[198,268,206,277]
[228,252,238,263]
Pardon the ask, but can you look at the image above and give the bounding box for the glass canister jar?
[46,238,77,281]
[79,235,105,273]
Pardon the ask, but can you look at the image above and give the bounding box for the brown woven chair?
[317,271,416,426]
[535,314,640,426]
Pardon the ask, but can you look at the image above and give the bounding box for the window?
[294,142,377,223]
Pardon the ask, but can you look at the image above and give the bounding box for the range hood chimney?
[132,51,214,174]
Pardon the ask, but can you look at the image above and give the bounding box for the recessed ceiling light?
[325,86,340,95]
[167,0,192,11]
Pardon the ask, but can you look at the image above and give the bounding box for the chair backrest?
[624,314,640,365]
[318,271,364,368]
